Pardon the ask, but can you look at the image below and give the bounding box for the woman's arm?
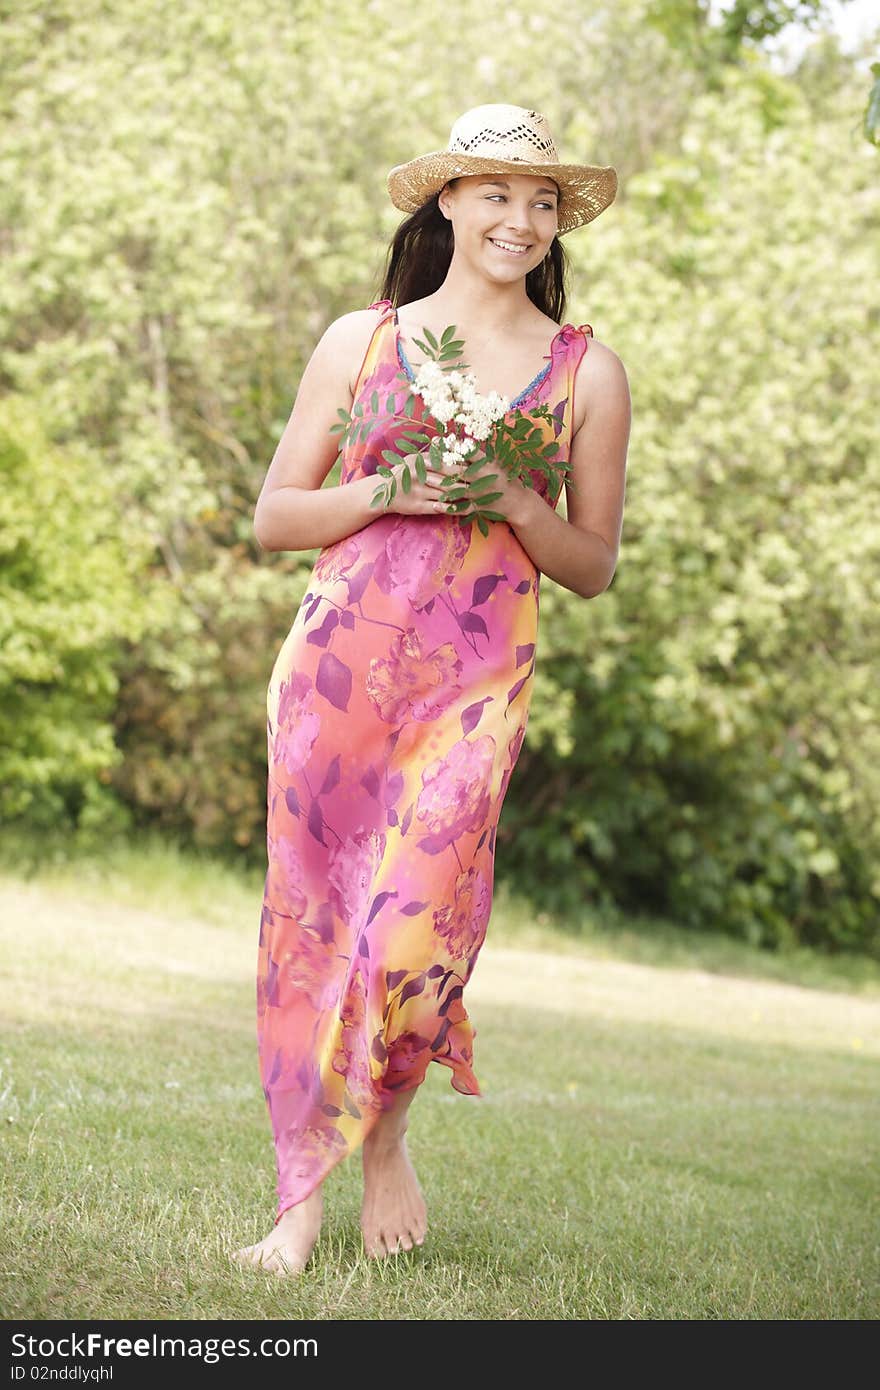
[253,310,383,552]
[506,340,631,599]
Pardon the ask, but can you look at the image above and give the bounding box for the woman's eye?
[486,195,554,209]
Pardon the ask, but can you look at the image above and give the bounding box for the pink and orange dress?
[256,298,592,1222]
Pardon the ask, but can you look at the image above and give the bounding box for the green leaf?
[371,390,379,414]
[422,326,439,351]
[401,465,411,493]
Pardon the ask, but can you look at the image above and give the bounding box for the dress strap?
[560,323,593,343]
[366,297,395,317]
[551,322,593,381]
[565,323,593,354]
[564,324,593,441]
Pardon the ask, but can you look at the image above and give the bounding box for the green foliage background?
[1,0,877,952]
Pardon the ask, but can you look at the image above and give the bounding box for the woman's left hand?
[441,454,536,529]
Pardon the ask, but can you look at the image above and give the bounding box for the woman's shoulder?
[572,333,628,386]
[321,303,392,343]
[313,304,394,393]
[570,333,631,436]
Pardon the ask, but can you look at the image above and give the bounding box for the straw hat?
[387,103,617,236]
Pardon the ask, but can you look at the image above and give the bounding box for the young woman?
[233,104,631,1275]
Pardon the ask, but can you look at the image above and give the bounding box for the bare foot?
[232,1186,323,1275]
[361,1121,427,1257]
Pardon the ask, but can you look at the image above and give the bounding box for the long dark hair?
[376,180,569,324]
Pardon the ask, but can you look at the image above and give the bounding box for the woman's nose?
[504,211,533,233]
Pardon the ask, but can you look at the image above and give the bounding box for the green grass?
[1,834,878,1319]
[8,828,880,994]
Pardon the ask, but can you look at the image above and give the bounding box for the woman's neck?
[420,260,537,335]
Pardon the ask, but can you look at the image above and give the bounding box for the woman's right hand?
[382,454,469,517]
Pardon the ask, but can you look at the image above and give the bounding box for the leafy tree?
[1,0,876,949]
[513,64,880,951]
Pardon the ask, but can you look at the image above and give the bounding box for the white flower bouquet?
[332,325,570,538]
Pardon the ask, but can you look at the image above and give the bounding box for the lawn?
[1,839,877,1319]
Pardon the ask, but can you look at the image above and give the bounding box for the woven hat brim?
[387,151,618,235]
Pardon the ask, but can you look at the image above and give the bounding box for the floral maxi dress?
[257,297,592,1221]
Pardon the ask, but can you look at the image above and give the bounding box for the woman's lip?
[488,237,533,253]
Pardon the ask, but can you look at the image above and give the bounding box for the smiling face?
[437,172,560,278]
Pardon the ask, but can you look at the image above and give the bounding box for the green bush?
[0,397,154,843]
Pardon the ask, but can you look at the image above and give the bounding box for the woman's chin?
[480,256,531,281]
